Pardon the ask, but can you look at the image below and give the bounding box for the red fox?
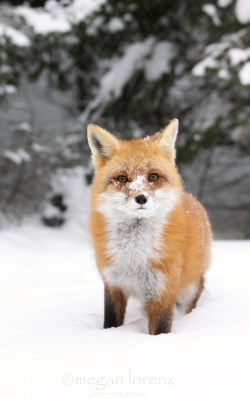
[87,119,212,335]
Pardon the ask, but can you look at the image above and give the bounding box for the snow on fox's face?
[87,119,183,219]
[97,168,180,219]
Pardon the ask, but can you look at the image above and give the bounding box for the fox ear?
[158,118,179,160]
[87,124,119,163]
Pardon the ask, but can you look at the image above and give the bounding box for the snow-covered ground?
[0,220,250,398]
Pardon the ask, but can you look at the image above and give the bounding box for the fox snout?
[135,194,148,205]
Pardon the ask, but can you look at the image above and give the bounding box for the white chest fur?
[101,216,167,302]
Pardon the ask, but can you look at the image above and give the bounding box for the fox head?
[87,119,183,220]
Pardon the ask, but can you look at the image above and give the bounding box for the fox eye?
[117,175,128,183]
[149,173,159,181]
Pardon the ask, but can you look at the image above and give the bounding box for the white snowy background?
[1,0,250,397]
[1,167,250,398]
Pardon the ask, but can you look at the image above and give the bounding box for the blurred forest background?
[0,0,249,238]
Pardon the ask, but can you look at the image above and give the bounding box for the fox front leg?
[145,300,174,335]
[104,285,127,328]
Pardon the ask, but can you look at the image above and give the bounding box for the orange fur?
[87,120,212,334]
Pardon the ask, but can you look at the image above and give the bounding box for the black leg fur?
[104,286,117,328]
[104,285,127,328]
[154,309,173,335]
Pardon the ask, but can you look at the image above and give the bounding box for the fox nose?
[135,194,148,205]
